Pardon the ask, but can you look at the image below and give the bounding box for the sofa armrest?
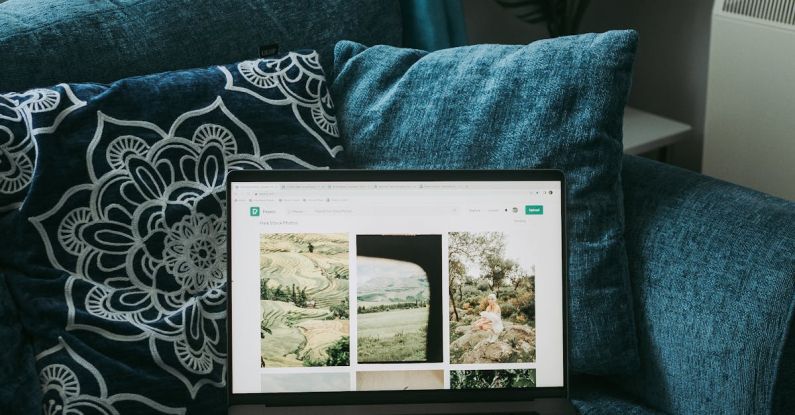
[614,155,795,414]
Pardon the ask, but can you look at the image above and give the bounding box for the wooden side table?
[622,107,692,161]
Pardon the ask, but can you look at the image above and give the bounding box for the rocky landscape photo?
[259,233,350,367]
[448,231,536,364]
[449,321,536,363]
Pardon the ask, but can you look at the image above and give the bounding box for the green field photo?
[259,233,350,367]
[357,307,428,362]
[356,255,430,363]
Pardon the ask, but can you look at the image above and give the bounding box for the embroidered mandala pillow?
[0,50,341,414]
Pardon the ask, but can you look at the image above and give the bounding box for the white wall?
[462,0,714,172]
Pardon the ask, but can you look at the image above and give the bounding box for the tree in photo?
[356,256,431,363]
[448,232,505,322]
[448,232,536,364]
[450,369,536,389]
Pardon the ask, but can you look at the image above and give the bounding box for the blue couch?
[577,156,795,414]
[0,1,792,414]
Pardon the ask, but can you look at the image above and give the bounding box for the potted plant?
[495,0,591,37]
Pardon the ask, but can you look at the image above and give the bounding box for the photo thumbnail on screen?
[448,232,536,364]
[356,234,443,364]
[259,233,350,368]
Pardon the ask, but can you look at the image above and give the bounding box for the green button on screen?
[525,205,543,215]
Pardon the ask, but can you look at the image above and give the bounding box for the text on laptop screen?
[229,181,564,394]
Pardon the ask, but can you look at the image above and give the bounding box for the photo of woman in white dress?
[448,231,536,364]
[473,293,503,339]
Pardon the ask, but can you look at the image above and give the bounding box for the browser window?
[230,181,563,394]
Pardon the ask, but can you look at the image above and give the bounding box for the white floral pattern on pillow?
[0,50,341,413]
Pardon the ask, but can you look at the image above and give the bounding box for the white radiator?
[702,0,795,200]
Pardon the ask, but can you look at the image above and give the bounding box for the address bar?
[361,205,460,216]
[285,205,460,216]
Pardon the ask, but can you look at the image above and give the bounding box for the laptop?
[226,170,575,414]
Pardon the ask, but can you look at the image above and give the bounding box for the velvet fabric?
[2,0,793,412]
[330,31,640,376]
[571,375,663,415]
[0,0,402,92]
[0,51,342,415]
[0,272,41,415]
[613,155,795,414]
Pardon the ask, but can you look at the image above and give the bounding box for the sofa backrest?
[0,0,403,92]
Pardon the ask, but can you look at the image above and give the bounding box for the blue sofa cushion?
[0,50,342,414]
[615,155,795,414]
[571,375,664,415]
[0,0,402,92]
[331,31,640,375]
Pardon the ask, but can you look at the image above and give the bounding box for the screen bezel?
[226,169,569,407]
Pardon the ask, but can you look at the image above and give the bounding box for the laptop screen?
[228,176,565,398]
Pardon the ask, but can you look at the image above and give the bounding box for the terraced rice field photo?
[260,233,350,367]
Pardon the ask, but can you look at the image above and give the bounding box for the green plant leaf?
[495,0,550,24]
[494,0,591,37]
